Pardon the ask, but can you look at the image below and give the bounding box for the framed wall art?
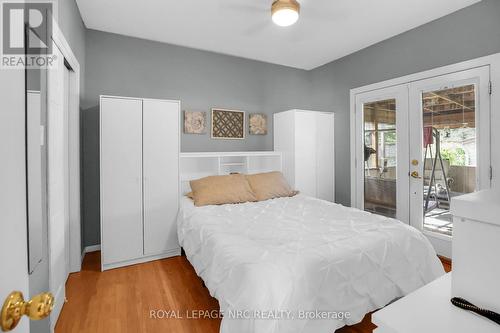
[211,108,245,139]
[249,113,268,135]
[184,110,207,134]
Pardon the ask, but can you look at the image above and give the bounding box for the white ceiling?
[76,0,481,70]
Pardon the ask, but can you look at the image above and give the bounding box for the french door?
[354,85,410,223]
[408,67,490,254]
[355,67,491,255]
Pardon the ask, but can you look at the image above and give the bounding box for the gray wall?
[81,0,500,246]
[310,0,500,206]
[82,30,313,246]
[56,0,86,101]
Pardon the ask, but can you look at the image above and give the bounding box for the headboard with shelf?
[180,151,282,194]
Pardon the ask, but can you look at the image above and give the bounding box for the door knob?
[410,171,422,179]
[1,291,54,332]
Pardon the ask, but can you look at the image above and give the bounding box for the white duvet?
[177,195,444,333]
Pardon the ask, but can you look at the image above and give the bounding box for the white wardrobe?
[274,110,335,202]
[100,95,180,270]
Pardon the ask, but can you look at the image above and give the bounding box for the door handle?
[1,291,54,332]
[410,171,422,179]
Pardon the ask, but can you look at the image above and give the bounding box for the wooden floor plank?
[56,252,450,333]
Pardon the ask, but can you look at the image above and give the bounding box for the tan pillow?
[189,174,257,207]
[245,171,296,201]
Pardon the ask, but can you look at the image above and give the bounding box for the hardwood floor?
[56,252,451,333]
[439,255,452,273]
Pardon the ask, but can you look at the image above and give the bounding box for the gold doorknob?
[1,291,54,332]
[410,171,422,179]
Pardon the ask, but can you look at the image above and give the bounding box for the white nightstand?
[373,273,500,333]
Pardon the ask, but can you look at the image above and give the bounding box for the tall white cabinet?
[100,96,180,270]
[274,110,335,202]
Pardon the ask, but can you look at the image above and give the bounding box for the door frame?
[350,54,499,257]
[351,53,500,203]
[45,18,81,330]
[51,18,81,274]
[408,67,491,258]
[354,85,410,223]
[408,67,491,230]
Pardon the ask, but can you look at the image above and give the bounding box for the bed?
[177,193,445,333]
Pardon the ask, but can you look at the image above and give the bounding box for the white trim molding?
[84,245,101,254]
[81,245,101,263]
[52,18,82,274]
[102,248,181,271]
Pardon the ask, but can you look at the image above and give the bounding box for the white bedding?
[177,194,444,333]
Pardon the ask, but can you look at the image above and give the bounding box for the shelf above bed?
[220,162,246,166]
[179,151,282,194]
[180,151,282,158]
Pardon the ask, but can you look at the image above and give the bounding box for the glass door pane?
[421,85,476,235]
[355,85,409,223]
[409,66,491,249]
[363,99,397,218]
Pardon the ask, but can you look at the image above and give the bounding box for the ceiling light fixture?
[271,0,300,27]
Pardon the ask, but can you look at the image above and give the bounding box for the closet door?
[294,111,317,196]
[100,97,143,265]
[143,99,180,255]
[274,111,296,188]
[47,43,69,324]
[316,113,335,202]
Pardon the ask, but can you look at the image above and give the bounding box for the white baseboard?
[101,248,181,271]
[50,284,65,332]
[81,244,101,263]
[84,244,101,253]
